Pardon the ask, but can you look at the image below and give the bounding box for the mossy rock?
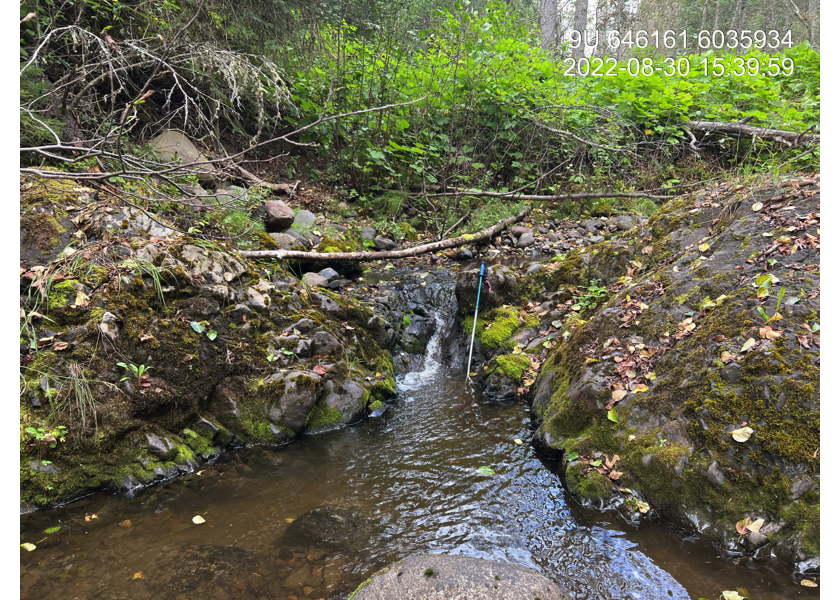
[524,178,821,567]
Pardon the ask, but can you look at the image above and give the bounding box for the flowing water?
[20,272,816,600]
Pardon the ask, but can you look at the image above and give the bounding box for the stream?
[20,269,814,600]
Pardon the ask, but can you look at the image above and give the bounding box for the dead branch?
[239,207,531,262]
[686,121,820,147]
[414,186,674,201]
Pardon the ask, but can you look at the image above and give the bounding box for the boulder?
[269,232,305,251]
[302,272,330,288]
[149,130,213,181]
[317,267,340,282]
[292,209,316,229]
[265,200,295,232]
[615,215,635,231]
[516,231,535,248]
[350,554,570,600]
[373,236,398,250]
[284,229,311,248]
[264,370,322,434]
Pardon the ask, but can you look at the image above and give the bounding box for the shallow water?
[20,275,816,600]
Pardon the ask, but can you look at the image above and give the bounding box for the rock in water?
[350,554,571,600]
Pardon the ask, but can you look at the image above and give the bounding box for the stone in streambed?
[373,236,398,250]
[302,272,330,288]
[349,554,570,600]
[516,231,535,248]
[317,267,340,282]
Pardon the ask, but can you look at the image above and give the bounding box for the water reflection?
[20,325,813,599]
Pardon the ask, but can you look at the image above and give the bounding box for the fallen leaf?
[192,515,206,524]
[740,338,756,353]
[119,519,132,528]
[612,389,627,402]
[52,340,70,351]
[20,543,36,551]
[746,517,765,533]
[285,518,295,523]
[313,365,327,375]
[732,426,754,442]
[752,201,764,211]
[721,351,737,363]
[476,466,495,475]
[636,501,650,514]
[698,243,710,252]
[609,470,623,480]
[759,326,781,340]
[800,579,818,587]
[72,290,90,308]
[607,408,618,423]
[514,439,523,445]
[133,572,144,580]
[721,591,746,600]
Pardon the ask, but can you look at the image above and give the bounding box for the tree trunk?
[540,0,558,49]
[572,0,588,58]
[239,207,531,263]
[713,0,721,30]
[730,0,744,30]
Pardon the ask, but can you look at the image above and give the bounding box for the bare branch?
[239,207,531,262]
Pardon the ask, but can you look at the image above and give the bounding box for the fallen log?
[685,121,819,147]
[239,207,531,262]
[410,185,674,201]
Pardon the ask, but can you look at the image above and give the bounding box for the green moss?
[182,428,213,454]
[258,232,279,250]
[304,400,344,431]
[523,313,541,330]
[368,400,385,412]
[402,315,411,328]
[174,443,195,464]
[47,280,78,311]
[314,234,360,254]
[470,306,520,350]
[566,463,614,501]
[496,354,530,380]
[240,418,278,442]
[782,501,820,555]
[369,375,397,402]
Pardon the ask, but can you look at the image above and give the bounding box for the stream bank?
[19,172,819,594]
[457,176,820,583]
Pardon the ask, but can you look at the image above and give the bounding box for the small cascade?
[399,280,458,389]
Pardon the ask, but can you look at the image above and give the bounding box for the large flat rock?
[349,554,570,600]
